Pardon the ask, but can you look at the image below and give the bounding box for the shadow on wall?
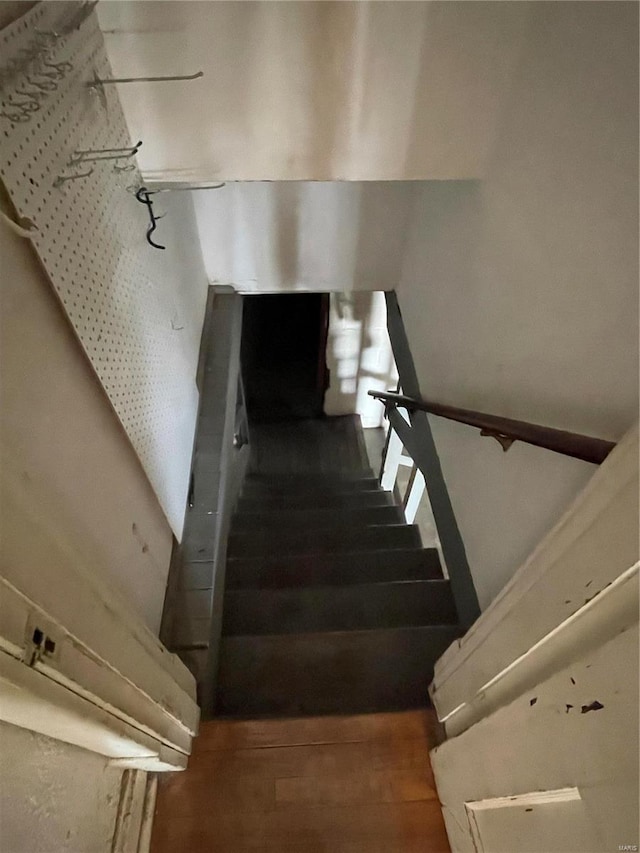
[324,291,398,429]
[192,181,416,293]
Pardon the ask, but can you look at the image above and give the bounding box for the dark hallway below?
[241,293,329,423]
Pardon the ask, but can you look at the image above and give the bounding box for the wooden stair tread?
[237,489,394,511]
[241,476,382,497]
[213,415,460,719]
[231,504,403,532]
[227,523,422,558]
[223,579,457,635]
[225,547,444,588]
[216,626,461,716]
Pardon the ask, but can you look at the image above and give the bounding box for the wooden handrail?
[368,390,615,464]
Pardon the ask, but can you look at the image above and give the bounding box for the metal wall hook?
[113,162,137,173]
[71,140,142,164]
[74,141,142,156]
[146,233,165,252]
[135,187,166,250]
[89,70,203,88]
[40,56,73,77]
[34,66,64,82]
[0,108,31,123]
[0,35,71,104]
[13,83,46,103]
[147,183,226,194]
[11,98,40,113]
[7,93,40,113]
[71,152,139,164]
[25,73,58,92]
[54,166,94,188]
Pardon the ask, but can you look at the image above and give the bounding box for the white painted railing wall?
[397,2,638,609]
[429,423,639,853]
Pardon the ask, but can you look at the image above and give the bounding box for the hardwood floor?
[151,710,451,853]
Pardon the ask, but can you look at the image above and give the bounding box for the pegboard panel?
[0,3,200,538]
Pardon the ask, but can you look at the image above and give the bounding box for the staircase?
[214,417,461,717]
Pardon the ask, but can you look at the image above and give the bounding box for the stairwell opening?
[214,294,459,717]
[241,293,329,424]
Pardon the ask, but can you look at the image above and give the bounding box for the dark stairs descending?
[215,416,461,717]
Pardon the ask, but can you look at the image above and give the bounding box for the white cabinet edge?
[0,652,188,770]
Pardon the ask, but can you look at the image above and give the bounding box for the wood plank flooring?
[151,710,450,853]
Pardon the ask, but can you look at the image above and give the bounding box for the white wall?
[0,722,123,853]
[193,181,415,293]
[433,624,639,853]
[325,291,398,428]
[0,201,173,633]
[397,2,639,609]
[98,1,528,182]
[193,183,404,426]
[430,429,639,851]
[1,1,210,543]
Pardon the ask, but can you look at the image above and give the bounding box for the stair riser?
[227,524,422,559]
[225,548,443,589]
[216,626,461,716]
[231,505,403,533]
[246,469,374,483]
[241,478,381,498]
[222,580,457,635]
[236,490,394,512]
